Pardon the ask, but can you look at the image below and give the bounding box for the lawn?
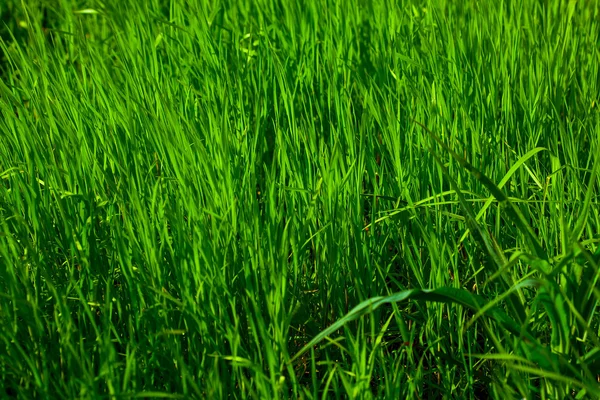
[1,0,599,398]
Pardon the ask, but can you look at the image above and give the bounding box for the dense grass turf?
[1,0,599,398]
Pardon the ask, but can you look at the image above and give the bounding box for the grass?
[0,0,599,398]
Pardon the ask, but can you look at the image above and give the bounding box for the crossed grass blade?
[415,120,600,392]
[292,120,599,394]
[412,119,548,265]
[289,287,524,365]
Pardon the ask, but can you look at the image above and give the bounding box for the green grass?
[1,0,599,398]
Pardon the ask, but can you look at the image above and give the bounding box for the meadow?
[1,0,599,398]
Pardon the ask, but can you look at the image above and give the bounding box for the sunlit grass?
[1,0,599,398]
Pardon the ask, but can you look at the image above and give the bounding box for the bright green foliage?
[0,0,599,398]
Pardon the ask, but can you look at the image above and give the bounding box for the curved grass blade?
[414,131,529,323]
[458,147,548,244]
[289,287,524,364]
[413,119,548,262]
[425,148,506,270]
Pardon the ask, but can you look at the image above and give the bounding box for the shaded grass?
[1,0,599,398]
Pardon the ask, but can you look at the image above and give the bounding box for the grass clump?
[1,0,599,398]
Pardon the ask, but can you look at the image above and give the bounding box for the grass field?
[1,0,599,398]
